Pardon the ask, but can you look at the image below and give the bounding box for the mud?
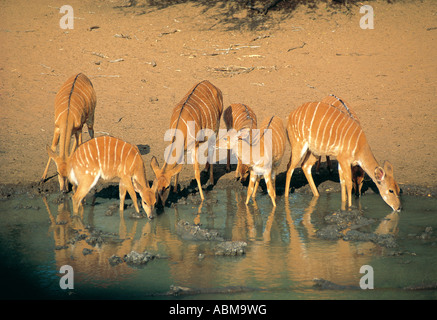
[313,278,360,291]
[161,284,262,297]
[176,220,224,241]
[214,241,247,256]
[316,209,398,248]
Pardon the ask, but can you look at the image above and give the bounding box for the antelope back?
[69,136,143,181]
[169,80,223,153]
[259,116,287,167]
[321,94,360,124]
[55,73,96,130]
[288,102,366,158]
[223,103,257,131]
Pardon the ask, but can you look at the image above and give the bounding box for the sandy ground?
[0,0,436,195]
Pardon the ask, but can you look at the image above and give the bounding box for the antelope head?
[150,156,182,205]
[373,161,402,212]
[133,178,157,219]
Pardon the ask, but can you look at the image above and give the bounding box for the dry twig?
[287,42,306,52]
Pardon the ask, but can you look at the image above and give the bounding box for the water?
[0,188,436,300]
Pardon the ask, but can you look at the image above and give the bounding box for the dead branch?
[114,33,131,39]
[207,65,255,77]
[159,29,180,37]
[287,42,306,52]
[91,52,109,59]
[90,75,120,78]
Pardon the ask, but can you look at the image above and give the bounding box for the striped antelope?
[46,136,157,219]
[284,101,401,211]
[41,73,97,192]
[316,94,366,195]
[151,80,223,205]
[228,116,287,206]
[223,103,258,180]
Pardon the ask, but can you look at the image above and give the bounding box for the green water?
[0,189,436,300]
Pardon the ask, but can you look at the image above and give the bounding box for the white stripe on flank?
[346,125,359,155]
[308,102,321,145]
[113,139,119,171]
[296,105,304,140]
[352,130,363,156]
[95,138,102,170]
[129,152,138,172]
[124,147,133,175]
[339,119,354,154]
[320,108,337,154]
[107,136,111,172]
[314,106,330,149]
[54,108,68,124]
[331,116,347,154]
[103,136,107,173]
[77,147,85,167]
[301,103,310,140]
[119,142,126,173]
[326,112,341,153]
[85,142,92,164]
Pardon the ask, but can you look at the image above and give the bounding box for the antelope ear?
[374,166,386,183]
[46,145,58,160]
[383,161,394,176]
[150,156,161,176]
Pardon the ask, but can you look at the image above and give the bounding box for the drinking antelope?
[316,94,366,196]
[41,73,97,192]
[223,103,258,180]
[284,101,401,211]
[229,116,287,206]
[151,80,223,205]
[46,136,156,219]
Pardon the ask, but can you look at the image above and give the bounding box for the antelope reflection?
[217,194,400,287]
[43,196,155,282]
[42,190,400,291]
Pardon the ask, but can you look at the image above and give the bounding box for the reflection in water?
[43,196,153,283]
[40,188,401,296]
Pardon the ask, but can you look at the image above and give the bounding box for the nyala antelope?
[228,116,287,206]
[223,103,258,181]
[47,136,156,219]
[317,94,366,196]
[151,80,223,205]
[41,73,97,191]
[285,101,401,211]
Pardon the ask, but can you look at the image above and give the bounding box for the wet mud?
[316,209,398,248]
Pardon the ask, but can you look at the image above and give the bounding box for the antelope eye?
[389,189,394,194]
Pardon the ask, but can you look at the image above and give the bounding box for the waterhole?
[0,188,436,300]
